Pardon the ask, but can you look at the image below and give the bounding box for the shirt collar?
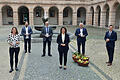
[109,30,112,33]
[45,26,49,28]
[25,26,29,28]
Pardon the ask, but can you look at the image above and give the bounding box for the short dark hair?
[109,25,113,27]
[60,27,67,34]
[11,27,19,34]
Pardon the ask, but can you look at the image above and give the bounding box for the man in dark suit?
[104,25,117,66]
[21,21,33,53]
[41,21,53,57]
[75,23,88,55]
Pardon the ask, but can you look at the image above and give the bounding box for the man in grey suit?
[41,21,53,57]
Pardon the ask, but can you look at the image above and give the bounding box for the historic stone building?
[0,0,120,29]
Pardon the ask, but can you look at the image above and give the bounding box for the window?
[50,10,55,17]
[35,7,43,17]
[63,9,69,17]
[36,11,41,17]
[77,10,81,17]
[7,8,13,17]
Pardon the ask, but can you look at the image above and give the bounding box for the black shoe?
[107,63,112,66]
[41,55,45,57]
[15,68,19,71]
[48,54,52,57]
[82,54,85,56]
[59,66,62,69]
[63,66,67,70]
[64,68,67,70]
[25,51,27,53]
[9,69,14,73]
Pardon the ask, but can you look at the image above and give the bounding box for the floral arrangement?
[72,52,89,67]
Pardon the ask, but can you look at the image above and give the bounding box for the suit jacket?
[75,28,88,42]
[21,26,33,40]
[41,26,53,41]
[104,30,117,48]
[57,34,70,51]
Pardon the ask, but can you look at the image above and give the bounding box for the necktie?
[109,31,112,36]
[47,27,49,33]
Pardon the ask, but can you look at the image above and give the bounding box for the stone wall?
[0,0,120,29]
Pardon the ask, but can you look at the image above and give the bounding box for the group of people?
[7,21,117,73]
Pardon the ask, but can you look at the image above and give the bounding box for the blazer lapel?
[65,34,67,43]
[60,34,62,43]
[107,31,110,38]
[28,26,30,33]
[24,27,26,33]
[79,28,80,33]
[110,31,113,37]
[108,31,113,37]
[44,27,46,33]
[79,28,84,34]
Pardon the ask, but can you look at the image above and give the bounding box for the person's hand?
[16,41,20,44]
[81,35,85,37]
[45,34,50,37]
[61,44,66,46]
[9,43,13,46]
[45,35,49,37]
[106,39,110,42]
[25,34,29,36]
[78,34,81,36]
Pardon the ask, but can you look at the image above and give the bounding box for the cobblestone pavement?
[0,41,24,80]
[70,26,120,80]
[0,26,120,80]
[18,43,102,80]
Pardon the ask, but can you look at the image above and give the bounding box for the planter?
[72,52,90,67]
[78,62,89,67]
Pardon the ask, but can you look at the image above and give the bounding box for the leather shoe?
[48,54,52,57]
[41,55,45,57]
[15,68,19,71]
[9,69,14,73]
[63,66,67,70]
[107,63,112,66]
[25,51,27,53]
[59,65,62,69]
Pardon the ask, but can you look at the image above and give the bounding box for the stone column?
[86,11,92,25]
[59,11,63,25]
[44,8,49,24]
[100,11,106,27]
[109,11,116,26]
[29,11,34,26]
[72,11,77,25]
[13,11,19,26]
[0,10,2,26]
[94,12,98,26]
[44,8,49,18]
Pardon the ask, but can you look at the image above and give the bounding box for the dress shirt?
[62,33,65,43]
[26,27,29,39]
[80,28,83,36]
[109,31,112,36]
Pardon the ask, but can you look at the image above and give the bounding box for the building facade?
[0,0,120,29]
